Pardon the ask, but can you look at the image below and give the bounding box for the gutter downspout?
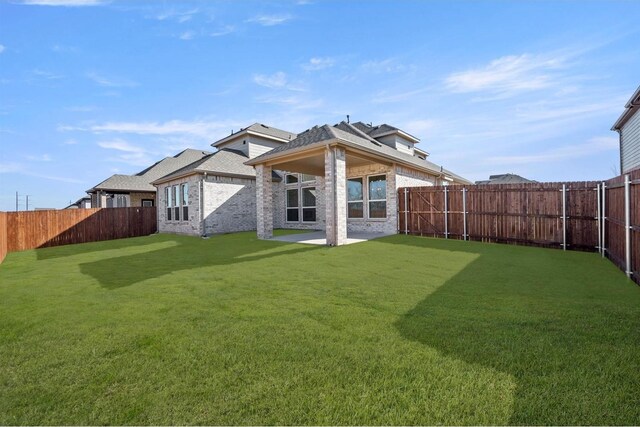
[200,173,206,237]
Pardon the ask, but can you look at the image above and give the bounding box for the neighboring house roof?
[246,121,471,184]
[212,123,297,147]
[475,174,536,185]
[352,121,420,143]
[64,196,91,209]
[611,85,640,131]
[88,148,211,193]
[152,148,281,185]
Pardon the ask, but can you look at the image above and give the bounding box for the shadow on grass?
[387,236,640,425]
[35,236,160,261]
[78,233,320,290]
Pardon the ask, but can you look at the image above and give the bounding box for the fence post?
[444,186,448,239]
[624,174,631,278]
[404,187,408,235]
[462,187,467,241]
[596,183,601,255]
[561,184,567,251]
[602,181,606,258]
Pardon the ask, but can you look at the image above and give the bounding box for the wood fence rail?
[399,169,640,286]
[0,207,156,255]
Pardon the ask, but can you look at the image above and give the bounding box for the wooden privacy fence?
[399,170,640,285]
[0,207,157,255]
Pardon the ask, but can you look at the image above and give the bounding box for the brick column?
[256,164,273,239]
[325,147,347,246]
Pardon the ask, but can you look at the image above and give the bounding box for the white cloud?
[97,139,153,166]
[62,139,78,145]
[64,118,240,139]
[487,136,618,165]
[361,58,407,73]
[26,154,53,162]
[445,53,565,96]
[97,139,145,153]
[0,45,5,54]
[210,25,236,37]
[0,162,83,184]
[302,57,335,71]
[52,44,79,53]
[87,72,138,87]
[179,31,195,40]
[20,0,106,6]
[30,69,64,80]
[155,7,199,22]
[253,71,288,88]
[246,14,292,26]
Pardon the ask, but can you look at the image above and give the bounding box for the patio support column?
[256,164,273,240]
[325,146,347,246]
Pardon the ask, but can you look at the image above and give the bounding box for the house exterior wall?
[130,192,155,207]
[203,175,257,235]
[621,109,640,173]
[248,136,285,159]
[157,175,202,235]
[216,138,248,156]
[376,135,414,156]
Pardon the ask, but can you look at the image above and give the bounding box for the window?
[285,174,298,184]
[301,174,315,183]
[142,199,153,207]
[181,184,188,220]
[347,178,364,218]
[286,189,299,222]
[173,186,180,221]
[302,187,316,222]
[166,187,172,221]
[368,175,387,218]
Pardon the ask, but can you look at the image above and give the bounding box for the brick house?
[87,149,210,208]
[153,120,470,246]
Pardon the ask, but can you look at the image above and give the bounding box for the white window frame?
[347,176,364,219]
[181,183,188,221]
[173,185,180,221]
[367,174,387,219]
[284,173,317,223]
[301,186,317,223]
[166,187,172,221]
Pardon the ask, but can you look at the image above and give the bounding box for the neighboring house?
[475,173,536,185]
[612,85,640,174]
[153,120,470,245]
[151,124,294,235]
[64,196,92,209]
[87,149,210,208]
[246,120,470,245]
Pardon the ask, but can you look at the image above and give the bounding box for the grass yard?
[1,231,639,425]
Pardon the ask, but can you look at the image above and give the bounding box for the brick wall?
[157,175,202,235]
[203,176,257,235]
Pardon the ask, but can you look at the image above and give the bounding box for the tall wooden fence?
[399,170,640,285]
[1,207,157,254]
[0,212,7,264]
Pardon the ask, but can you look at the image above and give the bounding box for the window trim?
[181,183,188,221]
[347,176,364,220]
[301,185,317,223]
[173,185,180,221]
[367,174,387,220]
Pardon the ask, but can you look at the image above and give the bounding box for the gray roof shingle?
[89,148,211,192]
[475,174,536,185]
[154,148,256,183]
[247,121,471,184]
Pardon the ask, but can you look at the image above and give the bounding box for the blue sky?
[0,0,639,210]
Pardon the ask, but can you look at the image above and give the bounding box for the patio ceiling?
[262,145,393,176]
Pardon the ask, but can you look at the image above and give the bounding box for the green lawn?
[1,231,639,425]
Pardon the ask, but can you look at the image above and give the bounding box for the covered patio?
[270,230,393,246]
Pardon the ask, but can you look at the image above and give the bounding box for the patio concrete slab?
[270,231,394,246]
